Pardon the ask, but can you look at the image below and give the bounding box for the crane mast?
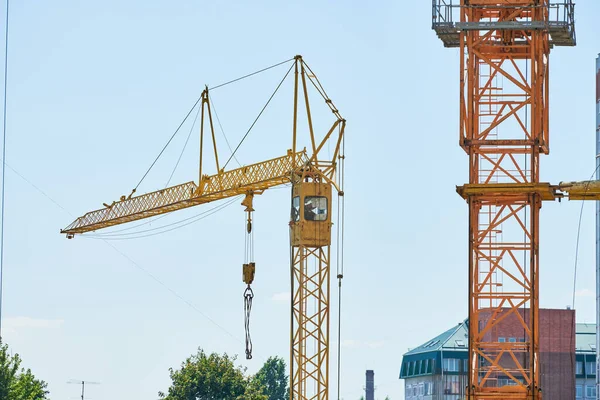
[433,1,575,398]
[62,55,345,400]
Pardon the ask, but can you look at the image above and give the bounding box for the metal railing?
[432,0,575,29]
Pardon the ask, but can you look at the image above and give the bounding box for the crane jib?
[61,151,307,236]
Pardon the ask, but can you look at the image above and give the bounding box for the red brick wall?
[477,308,575,399]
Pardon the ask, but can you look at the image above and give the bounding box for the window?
[424,382,433,395]
[455,339,465,347]
[464,359,469,373]
[508,337,516,343]
[498,337,506,343]
[415,360,421,375]
[427,359,434,374]
[576,361,583,375]
[422,359,428,375]
[587,385,597,398]
[498,378,520,387]
[586,361,596,376]
[291,197,300,221]
[406,384,412,399]
[443,358,459,372]
[444,375,460,394]
[304,196,327,221]
[576,384,583,398]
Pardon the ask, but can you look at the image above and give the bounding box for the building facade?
[576,323,597,399]
[400,309,585,399]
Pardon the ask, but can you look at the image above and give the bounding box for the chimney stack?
[365,370,374,400]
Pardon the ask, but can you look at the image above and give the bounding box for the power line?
[1,161,250,354]
[0,0,10,338]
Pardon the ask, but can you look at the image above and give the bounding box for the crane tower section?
[433,1,575,398]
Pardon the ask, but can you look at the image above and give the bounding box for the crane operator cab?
[290,180,332,247]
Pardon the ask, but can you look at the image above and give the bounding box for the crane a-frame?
[61,55,345,400]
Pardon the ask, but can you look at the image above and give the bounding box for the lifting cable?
[336,127,346,400]
[571,164,600,309]
[242,196,256,360]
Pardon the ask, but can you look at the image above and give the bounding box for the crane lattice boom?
[62,151,307,235]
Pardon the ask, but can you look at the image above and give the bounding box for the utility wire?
[0,160,252,355]
[222,62,294,170]
[0,0,10,338]
[209,58,294,91]
[571,164,600,309]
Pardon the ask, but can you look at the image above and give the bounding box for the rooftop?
[404,321,597,356]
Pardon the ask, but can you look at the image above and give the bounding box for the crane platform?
[432,1,576,48]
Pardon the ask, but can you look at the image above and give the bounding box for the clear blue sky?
[1,1,599,399]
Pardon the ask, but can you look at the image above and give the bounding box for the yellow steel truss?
[61,55,345,400]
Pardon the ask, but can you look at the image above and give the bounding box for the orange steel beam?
[433,0,575,398]
[464,4,547,397]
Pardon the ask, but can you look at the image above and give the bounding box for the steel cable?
[222,62,295,170]
[209,57,294,91]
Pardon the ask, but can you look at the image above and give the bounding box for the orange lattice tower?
[433,1,575,398]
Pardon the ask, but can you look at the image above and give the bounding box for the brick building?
[400,308,579,399]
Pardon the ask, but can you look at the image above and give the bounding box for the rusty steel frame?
[458,1,554,398]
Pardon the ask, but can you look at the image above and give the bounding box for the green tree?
[252,356,289,400]
[239,378,268,400]
[159,349,246,400]
[0,340,49,400]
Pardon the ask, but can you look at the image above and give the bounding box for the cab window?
[304,196,328,221]
[291,196,300,221]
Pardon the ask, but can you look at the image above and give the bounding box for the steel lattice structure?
[434,1,575,398]
[62,56,345,400]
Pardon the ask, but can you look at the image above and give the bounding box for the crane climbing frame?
[61,55,346,400]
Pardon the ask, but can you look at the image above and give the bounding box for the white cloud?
[3,316,64,334]
[365,340,385,349]
[341,339,360,348]
[575,289,594,298]
[271,292,290,303]
[341,339,385,349]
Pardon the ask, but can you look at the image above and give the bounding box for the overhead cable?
[209,57,294,91]
[222,62,295,170]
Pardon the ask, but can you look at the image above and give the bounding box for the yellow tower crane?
[60,55,345,400]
